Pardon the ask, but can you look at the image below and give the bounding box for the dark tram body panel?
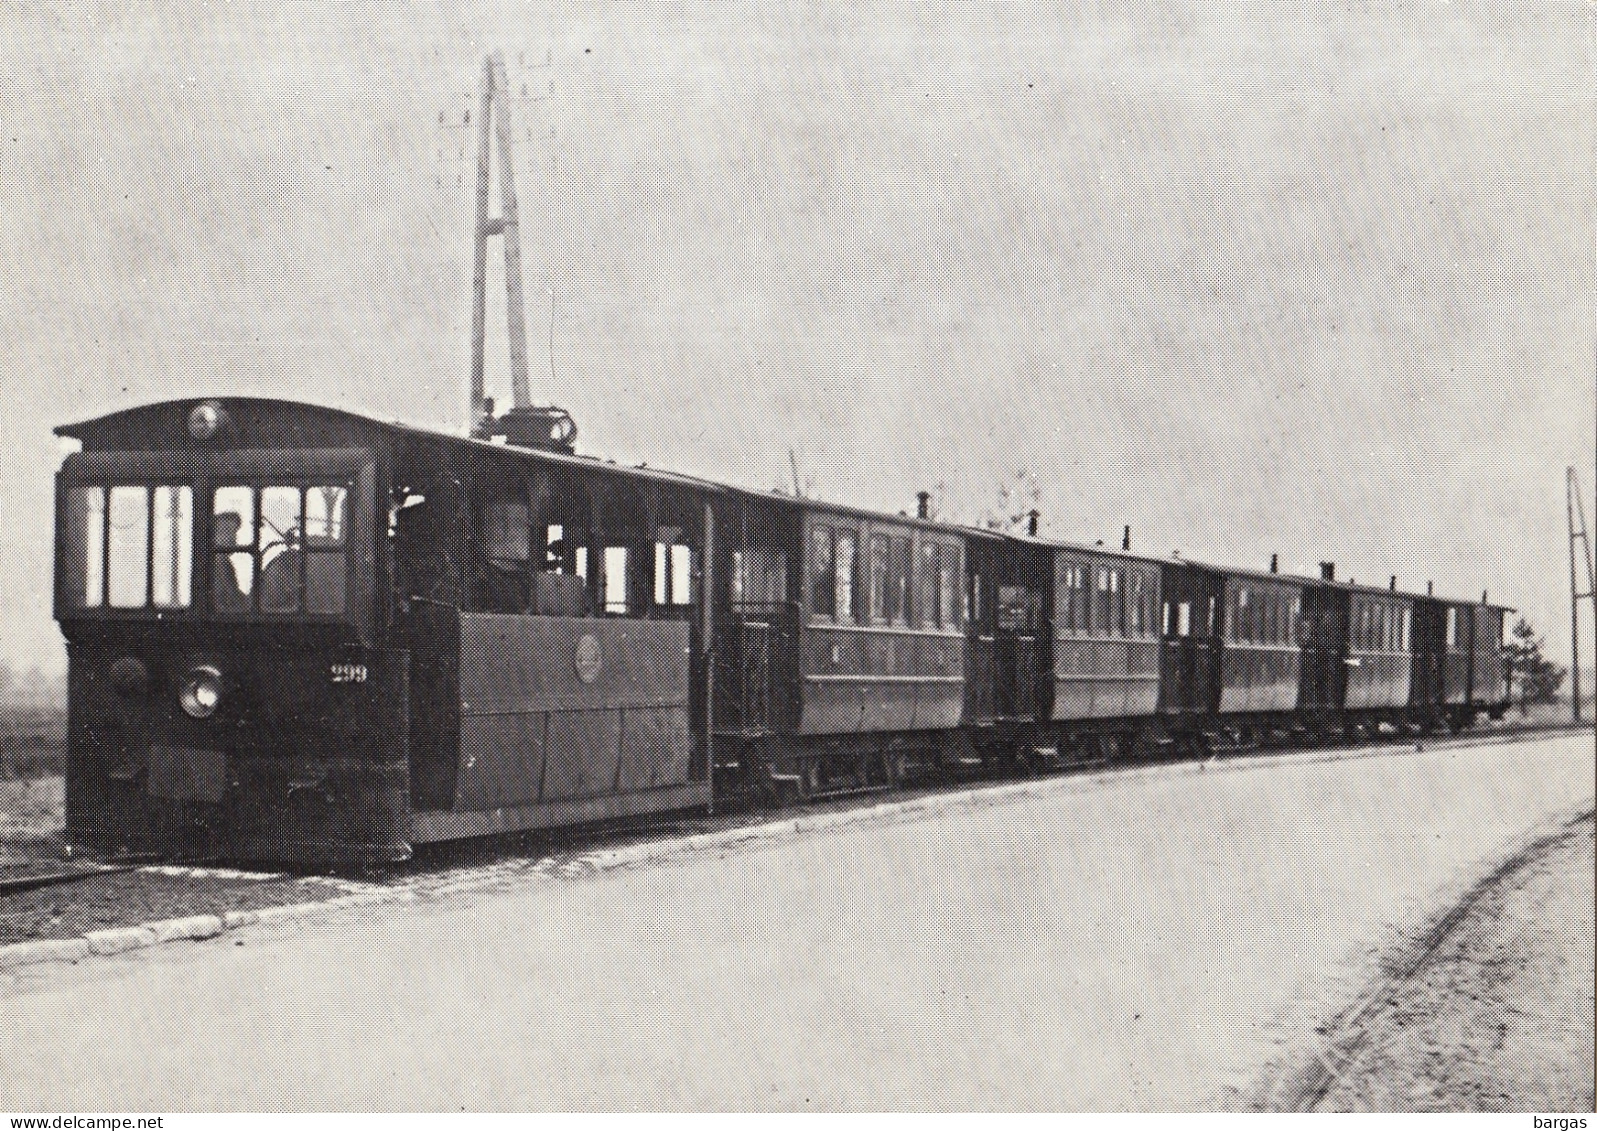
[1468,603,1509,709]
[1408,597,1447,714]
[960,531,1001,727]
[1052,546,1160,721]
[711,492,802,737]
[1214,570,1304,715]
[1442,602,1473,706]
[1297,582,1349,714]
[1343,588,1414,711]
[794,506,965,735]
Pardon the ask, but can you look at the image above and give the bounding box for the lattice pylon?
[1569,467,1595,721]
[469,51,533,436]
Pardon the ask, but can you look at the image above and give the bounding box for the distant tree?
[983,469,1042,533]
[1504,617,1566,715]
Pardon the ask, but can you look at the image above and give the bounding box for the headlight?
[179,664,224,719]
[188,400,229,440]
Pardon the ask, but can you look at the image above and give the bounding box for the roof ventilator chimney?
[917,491,931,520]
[1320,562,1335,581]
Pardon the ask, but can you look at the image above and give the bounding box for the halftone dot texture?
[1,4,1592,684]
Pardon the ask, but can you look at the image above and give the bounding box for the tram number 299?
[330,663,369,684]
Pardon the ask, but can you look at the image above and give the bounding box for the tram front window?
[213,483,349,614]
[57,480,353,617]
[64,484,194,610]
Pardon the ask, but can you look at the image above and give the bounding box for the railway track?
[395,719,1595,880]
[0,722,1585,955]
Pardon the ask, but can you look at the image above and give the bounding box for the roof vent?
[1270,553,1279,574]
[1320,562,1335,581]
[916,491,931,520]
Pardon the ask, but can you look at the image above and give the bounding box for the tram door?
[964,540,1044,723]
[994,578,1042,718]
[1407,599,1445,712]
[1159,566,1222,715]
[1298,585,1349,713]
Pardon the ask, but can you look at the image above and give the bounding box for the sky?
[1,1,1592,676]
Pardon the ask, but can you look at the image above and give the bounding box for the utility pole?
[1568,467,1595,722]
[470,51,533,434]
[465,51,576,451]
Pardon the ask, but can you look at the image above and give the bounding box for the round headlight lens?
[188,401,226,440]
[179,664,224,719]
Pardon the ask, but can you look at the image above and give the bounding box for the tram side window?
[835,530,858,622]
[809,525,835,618]
[603,546,632,614]
[732,547,787,606]
[1059,566,1073,633]
[474,500,531,613]
[916,542,938,629]
[868,534,890,623]
[938,543,961,629]
[888,537,911,625]
[1130,572,1146,637]
[654,537,694,609]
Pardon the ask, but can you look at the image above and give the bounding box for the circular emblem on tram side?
[574,633,603,684]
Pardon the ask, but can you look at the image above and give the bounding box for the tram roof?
[57,395,740,495]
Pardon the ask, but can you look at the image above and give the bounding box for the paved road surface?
[2,733,1590,1110]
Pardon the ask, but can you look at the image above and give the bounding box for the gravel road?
[1,730,1588,1110]
[1298,812,1593,1112]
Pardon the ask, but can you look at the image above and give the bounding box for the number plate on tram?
[330,663,369,684]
